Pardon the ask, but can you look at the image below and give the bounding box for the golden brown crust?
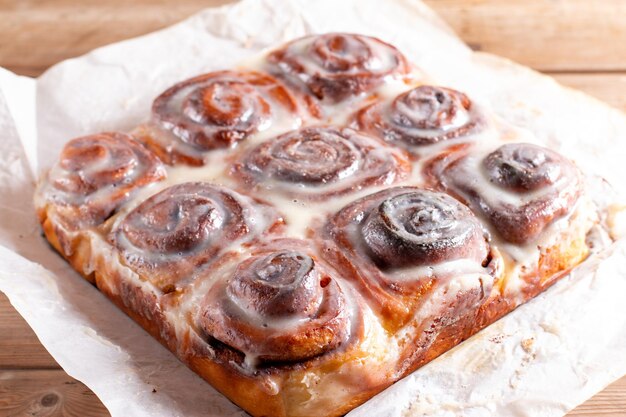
[187,356,288,417]
[479,200,594,327]
[527,201,593,294]
[38,206,96,284]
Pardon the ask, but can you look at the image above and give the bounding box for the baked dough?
[35,33,599,417]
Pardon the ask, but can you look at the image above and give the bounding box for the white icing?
[450,151,572,208]
[386,258,487,287]
[39,135,166,210]
[32,38,602,381]
[392,268,488,358]
[384,90,471,139]
[149,71,306,163]
[236,127,409,204]
[499,195,598,300]
[279,34,401,80]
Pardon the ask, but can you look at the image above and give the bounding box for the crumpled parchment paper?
[0,1,625,416]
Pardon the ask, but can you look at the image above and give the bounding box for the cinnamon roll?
[141,70,303,165]
[434,143,583,244]
[35,132,166,256]
[354,85,485,150]
[267,33,411,103]
[233,126,410,199]
[110,182,283,291]
[197,239,358,365]
[428,142,597,295]
[323,187,495,329]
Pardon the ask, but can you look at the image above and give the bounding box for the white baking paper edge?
[0,1,625,416]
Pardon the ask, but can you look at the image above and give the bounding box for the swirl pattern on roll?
[267,33,411,103]
[436,143,583,244]
[354,86,484,148]
[111,182,283,291]
[323,187,491,327]
[233,126,410,199]
[361,190,489,269]
[199,239,355,364]
[329,187,489,272]
[41,132,166,230]
[150,70,302,163]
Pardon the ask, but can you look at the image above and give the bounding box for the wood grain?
[423,0,626,72]
[0,369,109,417]
[570,377,626,416]
[0,0,231,76]
[1,1,625,112]
[2,0,626,75]
[0,0,625,416]
[0,293,58,369]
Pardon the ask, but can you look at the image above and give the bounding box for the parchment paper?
[1,1,625,416]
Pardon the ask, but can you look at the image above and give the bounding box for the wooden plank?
[0,369,109,417]
[0,0,232,77]
[568,376,626,416]
[551,73,626,113]
[423,0,626,72]
[0,357,623,417]
[2,0,626,76]
[0,293,60,369]
[2,2,626,112]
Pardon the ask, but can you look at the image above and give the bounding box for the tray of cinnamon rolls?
[34,33,601,417]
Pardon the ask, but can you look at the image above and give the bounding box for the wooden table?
[0,1,625,415]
